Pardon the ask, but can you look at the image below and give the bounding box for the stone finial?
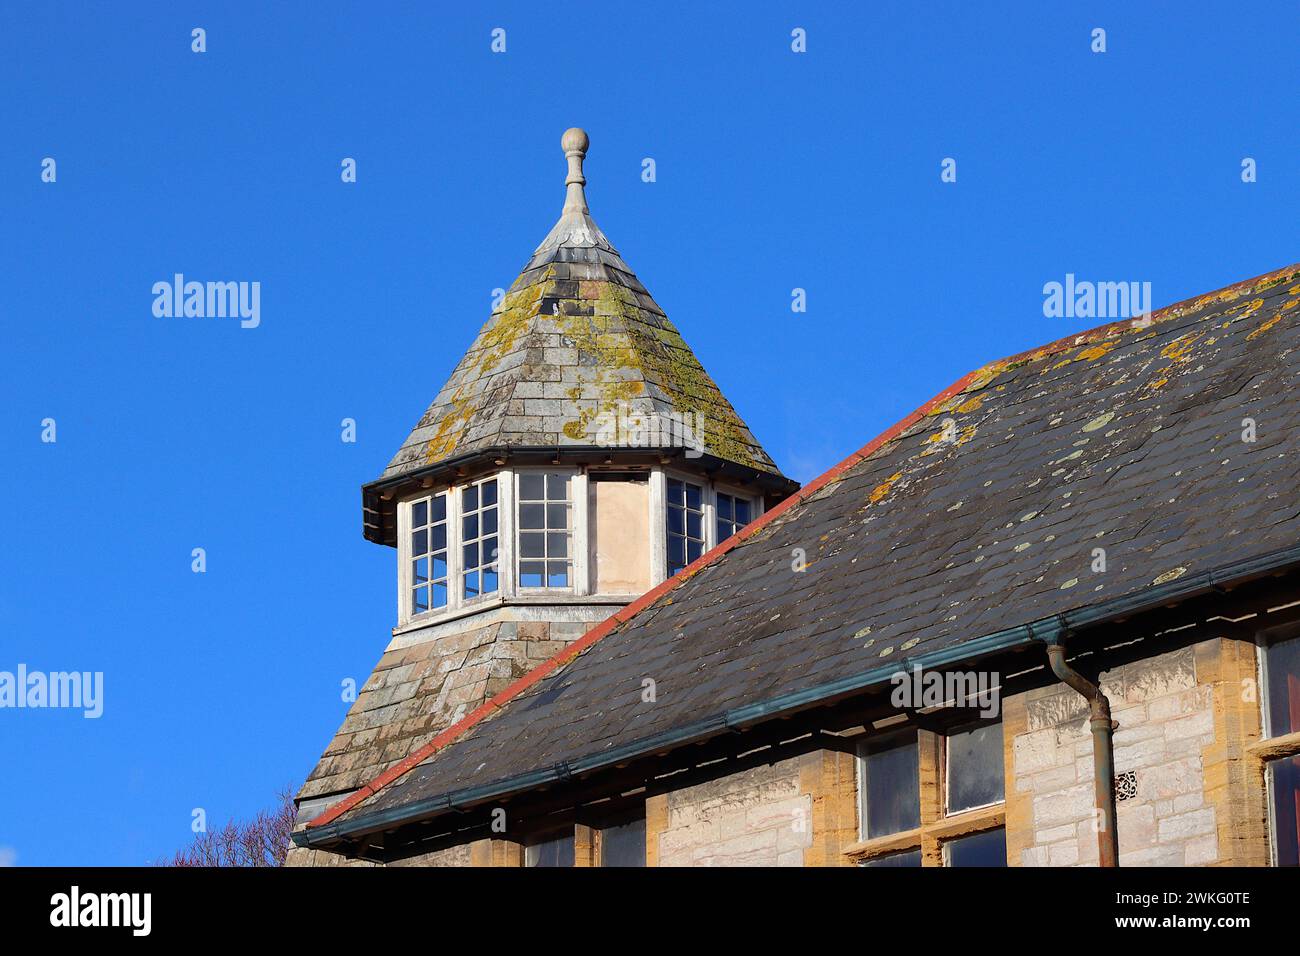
[561,127,590,215]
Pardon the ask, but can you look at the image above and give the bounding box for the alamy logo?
[889,664,1000,719]
[50,886,151,936]
[152,274,261,329]
[1043,273,1152,324]
[591,403,705,458]
[0,665,103,718]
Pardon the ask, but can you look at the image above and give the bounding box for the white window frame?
[458,474,503,605]
[655,467,761,584]
[397,474,506,625]
[943,720,1005,817]
[513,467,585,595]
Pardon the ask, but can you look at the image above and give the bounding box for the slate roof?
[308,262,1300,839]
[379,131,783,482]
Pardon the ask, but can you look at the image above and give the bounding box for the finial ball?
[561,128,589,154]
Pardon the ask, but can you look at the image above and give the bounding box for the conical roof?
[379,128,785,482]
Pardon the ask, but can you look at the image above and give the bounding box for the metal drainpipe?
[1045,641,1120,867]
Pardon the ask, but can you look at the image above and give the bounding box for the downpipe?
[1046,641,1120,867]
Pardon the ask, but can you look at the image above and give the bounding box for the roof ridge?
[306,259,1300,832]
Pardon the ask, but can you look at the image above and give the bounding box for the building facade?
[291,130,1300,867]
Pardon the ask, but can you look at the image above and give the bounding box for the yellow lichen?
[1247,314,1282,341]
[869,472,903,504]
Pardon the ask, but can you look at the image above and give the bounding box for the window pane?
[600,818,646,867]
[432,581,448,608]
[481,480,498,506]
[667,507,684,535]
[432,555,447,580]
[946,827,1007,867]
[717,496,732,521]
[482,568,498,594]
[860,733,920,839]
[483,536,497,567]
[520,562,544,588]
[1269,757,1300,866]
[520,503,544,530]
[546,473,569,499]
[412,499,427,528]
[685,484,702,510]
[462,542,477,568]
[686,511,702,539]
[520,532,545,558]
[412,586,429,614]
[546,504,567,529]
[526,832,574,868]
[520,473,544,500]
[547,562,569,587]
[547,532,568,559]
[462,514,478,540]
[461,485,478,511]
[483,509,498,535]
[463,570,479,598]
[431,524,446,551]
[947,722,1005,814]
[431,495,446,521]
[411,528,428,556]
[1266,632,1300,738]
[413,558,429,584]
[860,849,921,868]
[667,478,683,500]
[735,500,751,524]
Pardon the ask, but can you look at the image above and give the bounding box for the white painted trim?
[498,467,516,600]
[649,467,667,585]
[572,471,590,596]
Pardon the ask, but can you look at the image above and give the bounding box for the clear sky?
[1,2,1296,865]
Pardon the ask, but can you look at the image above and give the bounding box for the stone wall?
[650,757,812,866]
[1008,645,1219,866]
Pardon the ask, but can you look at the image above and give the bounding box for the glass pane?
[735,500,751,524]
[546,473,569,499]
[411,528,428,556]
[412,499,428,528]
[482,569,499,594]
[413,558,429,584]
[520,532,545,558]
[946,827,1007,867]
[668,536,685,572]
[462,485,478,511]
[519,562,544,588]
[520,503,544,530]
[686,540,702,563]
[520,473,544,500]
[526,832,575,868]
[432,581,448,608]
[1266,632,1300,737]
[685,483,702,510]
[481,480,498,506]
[1269,756,1300,866]
[462,542,478,568]
[431,494,446,521]
[464,571,479,599]
[547,562,569,587]
[717,495,732,521]
[716,520,731,543]
[547,532,568,559]
[686,511,702,539]
[482,508,498,536]
[861,733,920,839]
[947,723,1005,813]
[667,478,683,501]
[546,504,567,529]
[432,555,447,580]
[462,514,478,541]
[483,536,497,568]
[861,849,922,868]
[666,507,684,534]
[600,818,646,867]
[412,586,429,614]
[431,524,446,551]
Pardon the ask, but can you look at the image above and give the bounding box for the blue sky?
[0,2,1296,865]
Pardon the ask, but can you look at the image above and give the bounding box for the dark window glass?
[517,473,570,588]
[1269,756,1300,866]
[945,827,1007,867]
[526,831,575,868]
[861,848,922,868]
[947,722,1005,814]
[1265,630,1300,738]
[409,492,448,613]
[715,492,753,542]
[859,733,920,839]
[460,479,498,600]
[600,818,645,867]
[666,479,705,576]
